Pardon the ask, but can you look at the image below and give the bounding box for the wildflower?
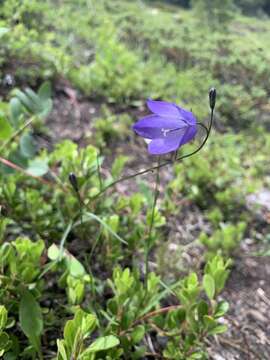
[133,100,197,155]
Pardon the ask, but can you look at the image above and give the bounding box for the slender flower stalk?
[145,157,161,288]
[96,150,102,191]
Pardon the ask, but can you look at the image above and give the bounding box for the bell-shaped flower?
[133,100,197,155]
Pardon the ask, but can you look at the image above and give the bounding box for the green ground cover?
[0,0,269,358]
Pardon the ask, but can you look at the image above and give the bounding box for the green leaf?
[203,274,215,300]
[0,332,10,349]
[63,319,77,351]
[48,242,86,277]
[13,89,34,113]
[57,339,68,360]
[214,268,230,294]
[48,243,60,260]
[27,159,49,176]
[87,335,120,353]
[0,116,12,140]
[38,81,52,101]
[20,133,36,159]
[131,325,145,343]
[189,352,205,359]
[197,301,209,320]
[66,256,85,277]
[214,301,229,318]
[80,313,97,337]
[208,324,228,335]
[0,305,8,330]
[25,89,42,113]
[19,290,43,350]
[62,310,96,356]
[13,86,52,118]
[10,97,23,127]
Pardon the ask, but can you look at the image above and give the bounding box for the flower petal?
[148,125,196,155]
[176,106,197,125]
[148,137,180,155]
[147,129,185,155]
[147,99,180,118]
[133,115,185,139]
[180,124,197,146]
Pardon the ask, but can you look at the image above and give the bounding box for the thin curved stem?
[197,122,209,134]
[91,109,214,200]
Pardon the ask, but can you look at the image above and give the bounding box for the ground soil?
[40,85,270,359]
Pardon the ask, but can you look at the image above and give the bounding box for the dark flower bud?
[68,172,79,192]
[0,205,8,217]
[209,88,217,111]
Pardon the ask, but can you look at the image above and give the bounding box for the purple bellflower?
[133,100,197,155]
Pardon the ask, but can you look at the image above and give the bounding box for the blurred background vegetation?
[1,0,270,128]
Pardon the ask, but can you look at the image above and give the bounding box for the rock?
[246,188,270,222]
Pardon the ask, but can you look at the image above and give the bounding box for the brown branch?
[119,305,182,337]
[0,156,53,187]
[135,305,182,325]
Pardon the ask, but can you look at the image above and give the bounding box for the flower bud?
[0,205,8,217]
[68,172,79,192]
[209,88,216,111]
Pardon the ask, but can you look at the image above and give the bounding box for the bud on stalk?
[68,172,79,192]
[209,88,216,111]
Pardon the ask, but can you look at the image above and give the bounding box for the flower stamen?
[161,127,186,137]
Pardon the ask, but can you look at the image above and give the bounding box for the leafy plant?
[48,243,91,306]
[56,309,120,360]
[19,290,43,358]
[162,256,230,359]
[0,306,11,357]
[199,222,247,258]
[0,82,52,177]
[0,238,45,358]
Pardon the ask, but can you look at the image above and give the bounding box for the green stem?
[145,156,161,288]
[36,339,43,360]
[0,116,35,152]
[96,150,102,191]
